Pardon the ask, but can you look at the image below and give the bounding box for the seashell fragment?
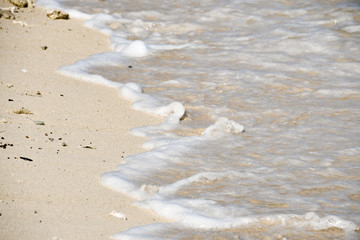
[0,7,16,14]
[0,10,15,19]
[109,211,127,219]
[13,20,28,27]
[8,0,28,8]
[13,107,32,115]
[46,10,69,20]
[26,0,34,8]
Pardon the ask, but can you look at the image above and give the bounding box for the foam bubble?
[203,117,244,137]
[121,40,150,58]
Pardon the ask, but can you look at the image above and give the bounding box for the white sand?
[0,3,168,240]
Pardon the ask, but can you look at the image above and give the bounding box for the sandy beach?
[0,2,168,239]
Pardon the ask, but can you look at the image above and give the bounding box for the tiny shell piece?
[8,0,28,8]
[0,10,15,19]
[46,10,69,20]
[13,107,32,115]
[109,211,126,219]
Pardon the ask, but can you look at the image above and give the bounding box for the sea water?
[38,0,360,239]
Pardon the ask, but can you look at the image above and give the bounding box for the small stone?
[7,84,14,88]
[33,120,45,125]
[41,46,47,50]
[61,142,67,147]
[46,10,69,20]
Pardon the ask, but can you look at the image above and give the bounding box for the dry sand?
[0,2,168,240]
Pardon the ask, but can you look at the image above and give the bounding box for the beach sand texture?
[0,2,168,239]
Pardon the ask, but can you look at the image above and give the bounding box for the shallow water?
[39,0,360,239]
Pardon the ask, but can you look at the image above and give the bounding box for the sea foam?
[37,0,360,239]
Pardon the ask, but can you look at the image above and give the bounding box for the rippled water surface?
[39,0,360,239]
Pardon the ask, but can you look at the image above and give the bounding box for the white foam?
[343,25,360,33]
[203,117,244,137]
[83,13,117,35]
[119,83,185,123]
[58,52,124,88]
[120,40,150,58]
[316,89,359,97]
[39,0,360,238]
[36,0,62,9]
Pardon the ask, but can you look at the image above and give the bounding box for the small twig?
[20,156,33,162]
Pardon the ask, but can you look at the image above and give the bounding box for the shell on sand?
[0,10,15,19]
[46,10,69,20]
[8,0,28,8]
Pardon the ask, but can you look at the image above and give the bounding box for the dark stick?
[20,157,33,162]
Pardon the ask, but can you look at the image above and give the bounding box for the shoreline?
[0,3,168,240]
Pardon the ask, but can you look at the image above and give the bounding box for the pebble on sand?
[33,120,45,125]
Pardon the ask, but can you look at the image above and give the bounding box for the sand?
[0,2,168,240]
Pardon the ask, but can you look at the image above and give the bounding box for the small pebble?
[33,120,45,125]
[41,46,48,50]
